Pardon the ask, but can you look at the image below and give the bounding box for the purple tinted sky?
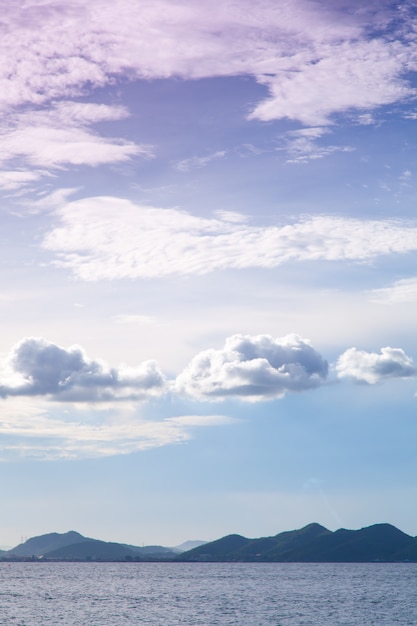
[1,0,417,547]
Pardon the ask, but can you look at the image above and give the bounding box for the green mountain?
[4,524,417,562]
[178,523,417,562]
[45,540,143,561]
[8,531,87,557]
[6,531,178,561]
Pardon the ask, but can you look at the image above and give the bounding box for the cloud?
[176,151,226,172]
[251,37,417,125]
[281,127,354,163]
[0,1,416,128]
[0,397,234,460]
[0,170,44,191]
[42,196,417,280]
[175,333,328,401]
[0,337,167,402]
[0,102,148,171]
[370,277,417,303]
[336,346,416,384]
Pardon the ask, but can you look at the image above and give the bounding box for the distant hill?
[3,524,417,562]
[178,523,417,562]
[6,531,178,561]
[172,540,207,553]
[45,540,142,561]
[8,531,87,557]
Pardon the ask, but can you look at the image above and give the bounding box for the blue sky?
[1,0,417,547]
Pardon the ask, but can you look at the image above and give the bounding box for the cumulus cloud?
[0,0,416,128]
[336,346,416,384]
[42,196,417,280]
[175,333,328,401]
[0,337,167,402]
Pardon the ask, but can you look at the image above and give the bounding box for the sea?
[0,561,416,625]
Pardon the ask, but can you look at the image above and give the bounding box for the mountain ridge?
[3,523,417,562]
[178,522,417,562]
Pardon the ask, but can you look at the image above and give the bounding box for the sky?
[1,0,417,548]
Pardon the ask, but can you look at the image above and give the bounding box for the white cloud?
[281,127,354,163]
[0,1,415,128]
[175,333,328,401]
[251,36,417,125]
[336,346,416,384]
[0,170,43,191]
[370,277,417,303]
[0,397,233,460]
[42,196,417,280]
[0,337,167,402]
[0,102,148,170]
[176,151,226,172]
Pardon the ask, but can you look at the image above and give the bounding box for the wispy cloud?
[176,151,226,172]
[370,277,417,303]
[0,170,44,191]
[281,127,354,163]
[0,102,149,171]
[0,397,234,460]
[42,196,417,280]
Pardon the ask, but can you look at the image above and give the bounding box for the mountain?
[4,524,417,562]
[8,531,87,557]
[6,531,178,561]
[45,540,143,561]
[172,540,207,553]
[178,523,417,562]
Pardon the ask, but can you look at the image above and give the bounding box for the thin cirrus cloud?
[336,347,416,384]
[0,337,166,402]
[176,151,227,172]
[370,277,417,304]
[174,334,329,401]
[0,397,234,461]
[0,1,416,128]
[42,196,417,280]
[280,127,354,163]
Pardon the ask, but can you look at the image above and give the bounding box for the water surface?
[0,562,416,625]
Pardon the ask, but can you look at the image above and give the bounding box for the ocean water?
[0,562,416,625]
